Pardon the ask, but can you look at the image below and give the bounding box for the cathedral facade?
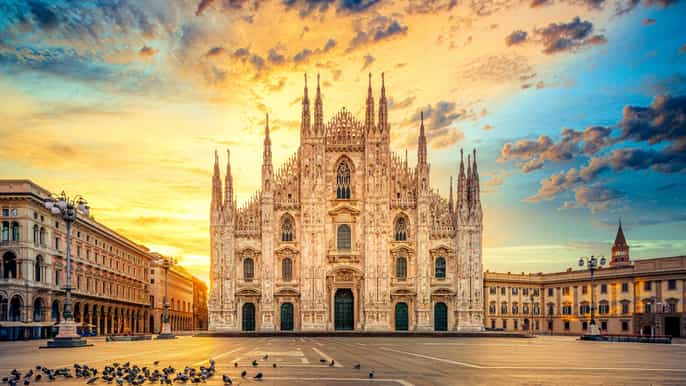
[208,74,484,332]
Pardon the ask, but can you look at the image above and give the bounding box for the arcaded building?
[0,180,155,340]
[208,74,484,332]
[483,224,685,337]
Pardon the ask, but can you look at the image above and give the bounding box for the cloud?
[388,95,416,110]
[534,17,606,54]
[562,185,624,213]
[206,46,226,57]
[323,38,337,51]
[530,0,552,6]
[348,16,409,51]
[361,53,375,70]
[405,0,458,14]
[505,30,528,46]
[139,46,158,57]
[283,0,381,17]
[293,48,313,63]
[195,0,214,15]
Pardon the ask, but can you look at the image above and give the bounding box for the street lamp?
[578,254,606,336]
[153,258,175,339]
[43,191,91,348]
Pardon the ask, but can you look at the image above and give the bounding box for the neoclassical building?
[208,74,484,332]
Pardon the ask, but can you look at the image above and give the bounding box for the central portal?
[334,289,354,330]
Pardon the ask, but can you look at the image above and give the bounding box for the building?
[149,254,194,333]
[193,277,208,330]
[483,223,685,337]
[0,180,154,340]
[208,73,484,332]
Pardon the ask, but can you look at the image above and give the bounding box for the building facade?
[0,180,154,340]
[483,224,685,337]
[209,74,484,332]
[193,276,208,330]
[149,254,195,333]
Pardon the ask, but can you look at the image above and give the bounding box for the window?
[512,303,519,315]
[667,279,676,290]
[489,303,496,314]
[514,320,518,330]
[501,303,508,314]
[562,287,570,295]
[34,256,43,282]
[523,288,529,296]
[533,288,540,297]
[600,321,607,330]
[435,257,446,279]
[547,304,554,316]
[621,302,629,314]
[562,305,572,315]
[501,287,506,295]
[55,270,61,286]
[502,320,507,329]
[55,237,60,250]
[337,224,351,250]
[582,321,588,330]
[282,258,292,281]
[1,208,8,216]
[581,285,588,295]
[33,225,39,245]
[622,321,629,331]
[665,302,676,313]
[564,321,570,330]
[579,304,590,314]
[533,304,540,315]
[281,215,294,242]
[547,288,553,296]
[621,282,629,293]
[243,258,254,280]
[522,304,529,314]
[598,302,609,314]
[547,321,553,330]
[489,287,496,295]
[600,284,607,294]
[512,287,518,295]
[396,257,407,279]
[394,217,408,241]
[336,160,351,199]
[39,227,45,245]
[1,221,8,241]
[644,281,652,291]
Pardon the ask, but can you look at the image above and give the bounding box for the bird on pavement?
[369,371,375,379]
[354,364,361,369]
[233,363,238,368]
[222,374,232,385]
[262,354,268,360]
[87,376,98,384]
[240,371,246,378]
[251,360,258,367]
[272,363,277,368]
[253,372,263,381]
[329,360,335,367]
[153,361,159,366]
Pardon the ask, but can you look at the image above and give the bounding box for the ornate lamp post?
[154,258,175,339]
[43,192,91,348]
[578,255,606,336]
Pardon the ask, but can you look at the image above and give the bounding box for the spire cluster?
[456,147,482,223]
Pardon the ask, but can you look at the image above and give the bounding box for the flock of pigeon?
[1,356,374,385]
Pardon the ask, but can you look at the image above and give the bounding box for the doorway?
[334,289,354,330]
[280,303,294,331]
[395,303,409,331]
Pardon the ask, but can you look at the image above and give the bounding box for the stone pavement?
[0,335,685,385]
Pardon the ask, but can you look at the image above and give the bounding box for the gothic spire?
[378,72,388,134]
[418,111,427,165]
[365,72,375,131]
[458,148,468,209]
[211,150,222,210]
[448,175,454,213]
[314,72,323,135]
[224,148,233,207]
[301,73,310,138]
[263,113,272,165]
[472,148,481,206]
[466,153,472,204]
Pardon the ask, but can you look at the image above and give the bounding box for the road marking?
[190,346,244,366]
[262,376,416,385]
[381,347,483,368]
[312,347,343,368]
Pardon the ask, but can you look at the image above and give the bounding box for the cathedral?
[208,73,484,332]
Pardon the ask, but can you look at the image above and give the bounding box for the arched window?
[33,225,39,245]
[33,298,44,322]
[11,222,19,241]
[0,296,7,321]
[396,257,407,279]
[9,295,22,321]
[435,257,446,279]
[1,222,8,241]
[39,227,45,245]
[336,161,351,199]
[337,224,351,250]
[281,216,294,242]
[394,217,408,241]
[35,255,43,282]
[282,258,292,281]
[243,258,254,280]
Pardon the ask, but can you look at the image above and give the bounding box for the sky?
[1,0,685,285]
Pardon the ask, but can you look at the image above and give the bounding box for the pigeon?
[240,371,246,378]
[369,371,375,379]
[233,363,238,368]
[34,375,41,382]
[354,364,361,369]
[87,377,98,384]
[251,360,258,367]
[329,360,335,367]
[262,354,268,361]
[272,364,277,368]
[23,380,29,386]
[25,370,34,379]
[222,374,232,385]
[253,373,263,381]
[319,359,327,364]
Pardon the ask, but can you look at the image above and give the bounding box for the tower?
[415,111,433,330]
[260,113,276,331]
[610,220,631,267]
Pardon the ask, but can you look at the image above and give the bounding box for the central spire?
[365,72,375,131]
[418,111,427,165]
[263,112,272,164]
